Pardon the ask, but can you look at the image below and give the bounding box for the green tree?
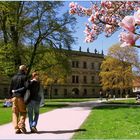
[35,48,71,99]
[0,1,76,76]
[100,43,139,97]
[108,43,139,67]
[100,57,133,96]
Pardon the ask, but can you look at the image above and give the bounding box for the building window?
[72,61,79,68]
[98,63,101,70]
[76,61,79,68]
[72,61,75,67]
[83,76,87,83]
[91,63,94,69]
[96,75,99,83]
[91,76,95,84]
[83,61,87,69]
[72,75,79,83]
[64,89,67,96]
[83,89,87,96]
[76,76,79,83]
[72,76,75,83]
[54,89,58,95]
[92,89,95,94]
[72,88,79,95]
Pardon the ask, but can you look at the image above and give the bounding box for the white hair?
[19,65,27,71]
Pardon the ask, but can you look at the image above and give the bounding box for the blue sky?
[62,1,123,55]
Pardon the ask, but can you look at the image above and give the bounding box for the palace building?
[44,49,104,98]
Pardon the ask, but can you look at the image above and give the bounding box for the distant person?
[27,72,41,133]
[105,90,110,101]
[99,90,103,101]
[136,92,140,103]
[9,65,28,134]
[3,99,12,107]
[113,94,116,100]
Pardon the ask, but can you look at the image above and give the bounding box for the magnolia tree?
[69,1,140,46]
[119,9,140,47]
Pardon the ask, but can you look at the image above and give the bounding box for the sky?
[62,1,121,55]
[62,1,140,55]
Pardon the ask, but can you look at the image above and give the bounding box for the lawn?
[105,98,136,104]
[0,98,96,125]
[73,98,140,139]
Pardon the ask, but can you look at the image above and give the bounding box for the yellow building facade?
[45,50,104,98]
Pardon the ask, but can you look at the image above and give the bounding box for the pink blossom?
[118,16,135,32]
[88,14,94,23]
[104,17,110,23]
[69,9,76,15]
[85,9,92,16]
[93,5,98,12]
[85,35,93,43]
[119,32,139,47]
[134,9,140,25]
[101,1,106,7]
[94,11,99,19]
[111,18,116,24]
[120,42,132,48]
[69,2,77,8]
[104,24,115,36]
[105,1,112,9]
[84,28,90,35]
[100,9,105,15]
[69,1,140,43]
[105,24,112,30]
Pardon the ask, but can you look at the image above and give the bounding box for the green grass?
[0,98,96,125]
[73,102,140,139]
[106,98,136,104]
[45,98,97,103]
[0,106,12,125]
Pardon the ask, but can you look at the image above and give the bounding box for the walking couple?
[9,65,41,134]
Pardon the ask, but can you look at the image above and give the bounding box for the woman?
[27,72,41,133]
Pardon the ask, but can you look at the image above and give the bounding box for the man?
[9,65,28,134]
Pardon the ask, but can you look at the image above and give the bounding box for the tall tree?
[0,2,26,71]
[0,1,76,76]
[108,43,139,67]
[99,43,139,96]
[100,56,133,97]
[36,47,71,99]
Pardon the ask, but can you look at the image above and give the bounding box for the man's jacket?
[9,70,27,98]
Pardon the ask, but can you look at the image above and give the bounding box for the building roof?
[60,49,104,59]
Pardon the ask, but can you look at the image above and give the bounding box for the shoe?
[20,127,27,134]
[15,129,21,134]
[31,126,38,133]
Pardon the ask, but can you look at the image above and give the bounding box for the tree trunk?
[10,25,21,70]
[1,11,8,44]
[49,85,53,99]
[27,43,38,75]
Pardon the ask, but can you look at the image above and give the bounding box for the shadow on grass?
[93,103,140,110]
[102,101,140,105]
[45,99,94,103]
[41,104,68,108]
[26,129,86,134]
[0,103,68,109]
